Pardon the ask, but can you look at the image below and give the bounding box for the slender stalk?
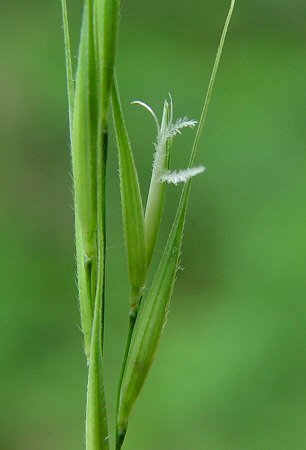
[85,203,109,448]
[115,290,142,450]
[115,314,134,450]
[189,0,236,167]
[97,130,108,350]
[61,0,74,130]
[77,224,94,361]
[85,128,109,449]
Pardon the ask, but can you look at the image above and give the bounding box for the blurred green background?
[1,1,306,449]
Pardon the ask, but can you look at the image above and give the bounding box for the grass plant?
[61,0,236,448]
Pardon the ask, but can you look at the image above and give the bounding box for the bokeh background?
[1,1,306,449]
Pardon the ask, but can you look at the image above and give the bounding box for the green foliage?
[61,0,235,449]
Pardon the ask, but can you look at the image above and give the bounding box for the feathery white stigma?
[159,166,205,185]
[153,116,197,176]
[165,117,197,139]
[132,97,199,181]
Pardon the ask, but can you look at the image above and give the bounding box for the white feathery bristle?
[152,117,197,176]
[133,97,199,180]
[159,166,205,185]
[165,117,197,139]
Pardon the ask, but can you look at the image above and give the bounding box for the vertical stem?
[98,130,108,351]
[61,0,74,132]
[86,128,109,449]
[115,317,133,450]
[76,217,93,362]
[86,243,109,450]
[115,292,142,450]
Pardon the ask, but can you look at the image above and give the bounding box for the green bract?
[117,176,191,443]
[112,77,147,310]
[72,0,97,262]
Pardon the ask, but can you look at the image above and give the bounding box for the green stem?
[98,130,108,350]
[85,129,109,449]
[60,0,74,132]
[189,0,236,168]
[76,217,93,362]
[115,320,133,450]
[85,247,109,450]
[115,293,142,450]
